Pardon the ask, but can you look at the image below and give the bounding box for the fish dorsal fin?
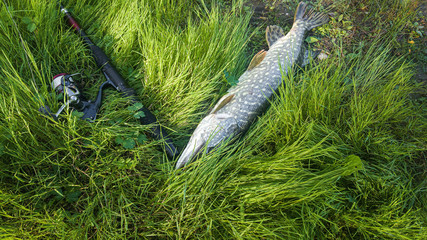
[265,25,285,48]
[211,94,235,114]
[247,49,267,71]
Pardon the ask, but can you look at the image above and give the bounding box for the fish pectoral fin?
[211,93,235,114]
[266,25,285,48]
[247,49,267,71]
[299,47,321,68]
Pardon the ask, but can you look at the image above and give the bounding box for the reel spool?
[52,73,84,110]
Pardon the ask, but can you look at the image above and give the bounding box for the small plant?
[410,21,424,38]
[127,102,145,119]
[316,14,353,40]
[223,70,238,86]
[21,16,36,32]
[114,102,148,150]
[305,36,319,43]
[115,132,147,149]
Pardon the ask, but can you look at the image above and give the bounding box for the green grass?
[0,0,426,239]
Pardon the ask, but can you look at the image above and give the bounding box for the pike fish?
[176,2,329,169]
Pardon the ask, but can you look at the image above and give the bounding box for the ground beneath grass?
[244,0,426,82]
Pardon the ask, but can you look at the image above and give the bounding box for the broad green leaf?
[305,36,319,43]
[72,111,84,118]
[22,16,32,24]
[137,134,147,144]
[224,70,238,86]
[115,136,124,144]
[66,191,81,203]
[122,138,135,149]
[127,102,143,111]
[134,111,145,119]
[27,22,36,32]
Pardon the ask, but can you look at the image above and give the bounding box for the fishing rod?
[41,3,178,158]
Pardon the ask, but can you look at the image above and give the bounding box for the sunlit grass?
[0,0,425,239]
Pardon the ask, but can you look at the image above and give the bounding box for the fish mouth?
[175,113,237,169]
[175,140,206,169]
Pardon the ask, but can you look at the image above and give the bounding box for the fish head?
[175,113,238,169]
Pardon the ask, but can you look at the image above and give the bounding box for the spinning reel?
[39,73,113,121]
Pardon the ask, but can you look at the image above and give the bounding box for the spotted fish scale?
[176,2,328,169]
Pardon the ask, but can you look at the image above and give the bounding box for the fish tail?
[294,2,329,31]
